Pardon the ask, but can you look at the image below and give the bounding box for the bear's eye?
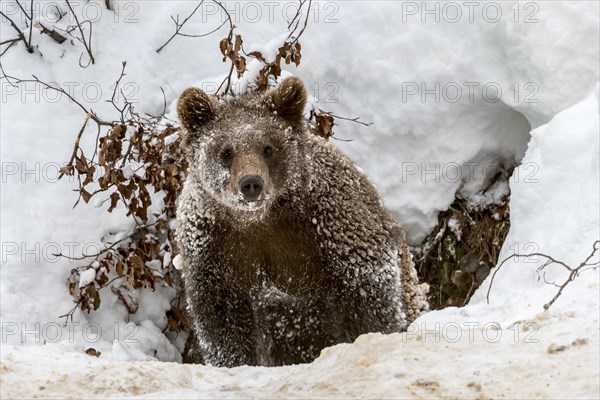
[221,147,233,162]
[263,145,273,158]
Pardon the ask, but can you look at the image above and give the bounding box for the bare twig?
[0,7,34,53]
[34,21,67,44]
[287,0,307,31]
[331,136,354,143]
[58,274,126,325]
[65,0,95,66]
[212,0,236,96]
[0,39,19,56]
[486,240,600,310]
[14,0,34,49]
[0,62,16,86]
[0,39,19,46]
[27,0,33,51]
[58,117,90,179]
[1,74,112,126]
[323,111,373,127]
[216,59,235,96]
[178,19,228,38]
[50,4,67,22]
[55,223,155,261]
[156,1,226,53]
[308,109,372,142]
[287,0,312,46]
[107,61,131,121]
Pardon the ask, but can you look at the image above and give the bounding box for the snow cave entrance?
[413,101,532,310]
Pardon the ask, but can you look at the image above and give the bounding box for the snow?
[172,254,184,271]
[1,1,599,398]
[78,268,97,288]
[470,84,600,316]
[1,318,597,398]
[446,217,462,241]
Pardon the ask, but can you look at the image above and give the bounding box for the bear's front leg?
[326,255,405,342]
[184,265,258,367]
[253,287,338,365]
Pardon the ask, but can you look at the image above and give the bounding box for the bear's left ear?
[265,76,307,124]
[177,87,216,133]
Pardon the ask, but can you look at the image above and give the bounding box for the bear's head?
[177,76,309,215]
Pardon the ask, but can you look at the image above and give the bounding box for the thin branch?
[58,275,126,325]
[1,74,112,126]
[89,123,103,166]
[287,0,307,30]
[214,0,234,34]
[325,112,373,127]
[486,240,600,310]
[27,0,33,51]
[0,8,34,53]
[156,1,211,53]
[55,223,156,261]
[212,0,235,96]
[158,86,167,117]
[177,19,228,38]
[331,136,354,143]
[15,1,30,20]
[0,38,19,46]
[14,0,34,49]
[50,4,67,22]
[58,117,90,179]
[216,60,235,97]
[287,0,312,46]
[0,62,16,86]
[0,39,19,56]
[105,61,131,123]
[65,0,95,66]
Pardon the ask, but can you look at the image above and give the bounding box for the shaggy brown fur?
[175,77,428,367]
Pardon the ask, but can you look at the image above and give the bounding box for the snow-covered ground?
[2,313,597,399]
[1,1,599,398]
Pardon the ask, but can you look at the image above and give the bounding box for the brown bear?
[175,77,428,367]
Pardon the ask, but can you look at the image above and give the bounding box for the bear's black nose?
[239,175,264,201]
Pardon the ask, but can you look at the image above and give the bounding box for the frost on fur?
[175,77,428,367]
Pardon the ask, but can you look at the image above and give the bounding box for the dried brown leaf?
[85,348,101,357]
[81,188,92,203]
[108,192,120,212]
[60,166,74,176]
[248,51,266,63]
[234,34,243,53]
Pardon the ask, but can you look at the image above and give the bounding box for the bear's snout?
[239,175,264,201]
[230,152,270,206]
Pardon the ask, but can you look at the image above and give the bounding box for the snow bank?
[297,1,599,243]
[1,308,598,399]
[471,84,600,318]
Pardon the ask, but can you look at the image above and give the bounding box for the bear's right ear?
[177,87,216,132]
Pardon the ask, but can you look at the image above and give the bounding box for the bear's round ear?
[265,76,307,124]
[177,87,216,133]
